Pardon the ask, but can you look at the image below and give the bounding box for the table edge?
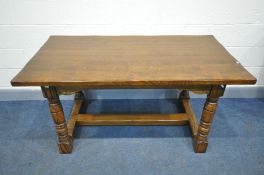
[11,79,257,87]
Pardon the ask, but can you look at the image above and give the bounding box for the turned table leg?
[41,86,73,154]
[193,86,225,153]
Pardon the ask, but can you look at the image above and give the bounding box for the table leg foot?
[58,143,73,154]
[193,139,208,153]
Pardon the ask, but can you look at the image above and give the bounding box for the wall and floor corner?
[0,0,264,100]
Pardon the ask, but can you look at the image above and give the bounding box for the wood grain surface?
[11,35,256,87]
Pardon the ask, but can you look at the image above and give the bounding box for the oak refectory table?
[11,35,256,154]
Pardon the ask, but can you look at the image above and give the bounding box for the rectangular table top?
[11,35,256,87]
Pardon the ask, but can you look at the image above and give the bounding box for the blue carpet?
[0,98,263,175]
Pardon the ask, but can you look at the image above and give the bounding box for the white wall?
[0,0,264,99]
